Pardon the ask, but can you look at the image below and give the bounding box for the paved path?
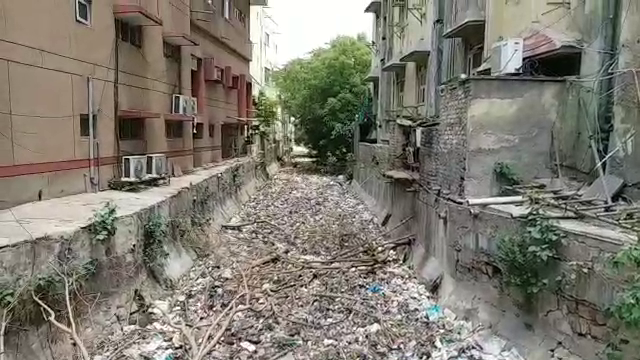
[0,158,248,248]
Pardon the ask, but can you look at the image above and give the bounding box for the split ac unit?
[172,95,198,116]
[146,154,168,178]
[213,66,224,82]
[122,155,147,181]
[491,38,523,76]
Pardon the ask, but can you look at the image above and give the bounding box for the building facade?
[249,5,278,98]
[367,0,639,182]
[0,0,267,209]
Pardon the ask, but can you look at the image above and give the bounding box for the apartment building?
[0,0,267,209]
[249,6,278,98]
[248,8,293,160]
[367,0,640,178]
[365,0,433,170]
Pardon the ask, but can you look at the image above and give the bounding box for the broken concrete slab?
[583,174,624,201]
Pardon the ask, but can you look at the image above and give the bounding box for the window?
[75,0,91,25]
[466,43,483,75]
[209,124,215,138]
[193,123,204,139]
[163,42,181,61]
[80,114,98,137]
[234,8,246,27]
[116,20,143,48]
[416,64,427,104]
[265,33,271,47]
[223,0,231,20]
[119,118,144,140]
[165,121,184,139]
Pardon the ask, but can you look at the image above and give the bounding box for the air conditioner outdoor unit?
[491,38,523,76]
[122,155,148,181]
[189,97,198,116]
[172,95,198,116]
[172,94,189,115]
[213,67,224,82]
[146,154,168,178]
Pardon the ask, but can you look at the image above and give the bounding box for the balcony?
[400,40,430,63]
[163,33,199,46]
[382,58,406,73]
[365,63,380,83]
[190,0,252,60]
[364,0,382,15]
[113,0,161,26]
[443,0,486,41]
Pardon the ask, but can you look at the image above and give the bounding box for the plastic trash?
[426,304,443,321]
[368,284,383,294]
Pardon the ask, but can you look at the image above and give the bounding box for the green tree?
[254,90,279,138]
[275,35,371,165]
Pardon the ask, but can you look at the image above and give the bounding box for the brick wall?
[420,81,470,198]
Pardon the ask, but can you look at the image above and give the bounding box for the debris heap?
[99,169,523,360]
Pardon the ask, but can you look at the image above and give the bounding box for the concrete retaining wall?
[0,158,278,360]
[352,143,415,238]
[352,139,638,359]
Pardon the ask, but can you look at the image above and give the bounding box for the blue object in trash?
[426,304,443,320]
[368,284,383,294]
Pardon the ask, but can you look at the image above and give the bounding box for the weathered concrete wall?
[352,143,416,237]
[0,158,278,360]
[609,0,640,191]
[465,78,564,197]
[422,78,565,198]
[414,195,636,360]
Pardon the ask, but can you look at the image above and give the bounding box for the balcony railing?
[443,0,486,40]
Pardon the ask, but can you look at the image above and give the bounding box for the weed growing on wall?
[610,242,640,329]
[0,258,98,326]
[493,162,522,195]
[143,213,169,276]
[496,195,563,307]
[90,202,117,242]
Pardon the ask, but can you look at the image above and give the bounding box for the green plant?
[143,213,169,271]
[493,162,522,194]
[275,35,371,165]
[90,202,117,242]
[610,242,640,330]
[496,196,564,306]
[0,285,15,310]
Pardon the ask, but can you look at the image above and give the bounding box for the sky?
[265,0,373,66]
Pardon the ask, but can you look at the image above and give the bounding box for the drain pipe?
[88,76,97,192]
[114,34,121,177]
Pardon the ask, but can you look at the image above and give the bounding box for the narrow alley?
[98,168,521,360]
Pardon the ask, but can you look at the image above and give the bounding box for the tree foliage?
[255,90,279,137]
[275,35,371,163]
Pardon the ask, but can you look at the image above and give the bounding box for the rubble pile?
[99,169,523,360]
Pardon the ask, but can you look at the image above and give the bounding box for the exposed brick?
[420,81,470,198]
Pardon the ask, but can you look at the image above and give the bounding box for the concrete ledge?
[0,157,279,360]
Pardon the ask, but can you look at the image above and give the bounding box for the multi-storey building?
[249,6,278,98]
[0,0,267,209]
[248,8,293,161]
[368,0,639,179]
[366,0,434,170]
